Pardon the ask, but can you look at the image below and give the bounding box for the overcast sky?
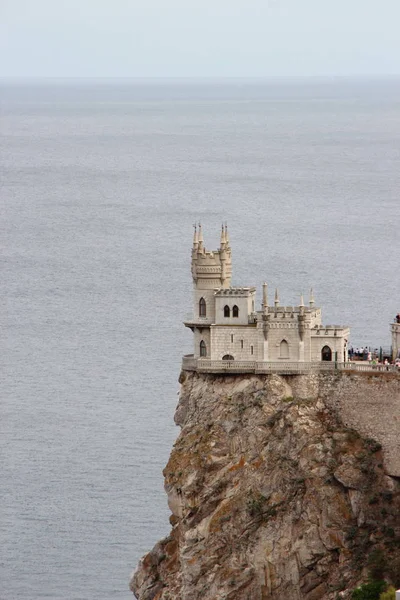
[1,0,400,78]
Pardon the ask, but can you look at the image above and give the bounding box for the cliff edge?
[131,371,400,600]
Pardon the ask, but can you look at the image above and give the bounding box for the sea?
[1,78,400,600]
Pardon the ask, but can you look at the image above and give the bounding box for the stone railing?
[181,355,400,375]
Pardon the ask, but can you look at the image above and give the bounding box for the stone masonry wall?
[210,325,258,360]
[287,372,400,477]
[320,373,400,477]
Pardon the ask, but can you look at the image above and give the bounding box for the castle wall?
[266,322,303,361]
[214,294,254,326]
[310,332,349,362]
[392,323,400,359]
[194,328,211,359]
[193,288,216,322]
[210,325,258,360]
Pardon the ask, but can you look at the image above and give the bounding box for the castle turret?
[224,223,230,248]
[392,315,400,360]
[190,224,232,326]
[262,282,268,315]
[220,223,226,247]
[298,294,306,356]
[274,288,280,308]
[197,222,204,253]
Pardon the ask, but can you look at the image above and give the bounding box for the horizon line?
[1,74,400,84]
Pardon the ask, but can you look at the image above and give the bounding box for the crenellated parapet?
[191,223,232,289]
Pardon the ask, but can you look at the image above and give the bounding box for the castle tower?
[191,223,232,323]
[392,316,400,360]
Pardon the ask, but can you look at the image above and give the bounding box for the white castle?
[183,224,350,372]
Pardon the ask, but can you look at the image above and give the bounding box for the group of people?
[348,345,399,368]
[348,346,375,361]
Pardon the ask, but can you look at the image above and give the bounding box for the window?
[240,340,244,349]
[233,305,239,318]
[231,334,234,343]
[199,297,206,317]
[200,340,207,357]
[279,339,289,359]
[224,305,230,318]
[321,345,332,361]
[251,345,254,355]
[222,354,234,361]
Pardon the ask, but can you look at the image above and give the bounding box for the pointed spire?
[309,288,315,307]
[193,223,198,248]
[299,293,304,307]
[262,282,268,311]
[224,222,230,246]
[274,288,280,307]
[198,221,204,250]
[220,223,226,247]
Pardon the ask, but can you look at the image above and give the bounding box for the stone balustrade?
[181,355,400,375]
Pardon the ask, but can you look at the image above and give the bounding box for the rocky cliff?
[131,371,400,600]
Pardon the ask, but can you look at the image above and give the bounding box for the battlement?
[265,306,320,314]
[215,287,256,297]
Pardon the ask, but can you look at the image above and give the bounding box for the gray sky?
[1,0,400,78]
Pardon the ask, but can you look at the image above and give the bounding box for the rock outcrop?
[131,372,400,600]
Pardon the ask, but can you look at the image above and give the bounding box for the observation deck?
[182,355,400,375]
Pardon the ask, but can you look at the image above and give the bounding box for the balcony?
[183,314,214,328]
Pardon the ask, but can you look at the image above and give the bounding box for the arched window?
[232,305,239,318]
[321,345,332,361]
[280,339,289,359]
[200,340,207,357]
[222,354,234,361]
[224,305,230,318]
[199,297,206,317]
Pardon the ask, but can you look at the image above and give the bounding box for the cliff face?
[131,372,400,600]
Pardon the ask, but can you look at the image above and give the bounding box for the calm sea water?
[1,79,400,600]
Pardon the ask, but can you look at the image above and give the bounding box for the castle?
[183,224,350,370]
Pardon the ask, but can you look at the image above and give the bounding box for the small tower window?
[233,305,239,318]
[251,345,254,355]
[241,340,244,349]
[280,339,289,359]
[231,334,234,343]
[224,305,230,318]
[199,297,206,317]
[200,340,207,357]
